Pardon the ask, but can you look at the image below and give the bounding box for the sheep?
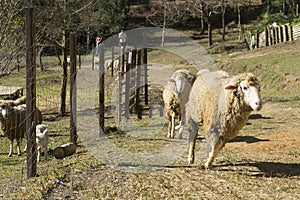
[36,124,49,162]
[162,69,196,139]
[186,70,262,169]
[0,103,42,157]
[105,59,113,71]
[1,96,26,107]
[105,59,119,72]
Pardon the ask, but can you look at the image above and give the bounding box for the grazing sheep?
[186,70,262,169]
[0,103,42,157]
[36,124,49,162]
[163,69,196,139]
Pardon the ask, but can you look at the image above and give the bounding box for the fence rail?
[252,23,300,49]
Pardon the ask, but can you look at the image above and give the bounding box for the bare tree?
[139,0,187,46]
[34,0,96,115]
[0,0,25,73]
[187,0,221,47]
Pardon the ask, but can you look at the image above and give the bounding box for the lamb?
[186,70,262,169]
[0,103,42,157]
[162,69,196,139]
[36,124,49,162]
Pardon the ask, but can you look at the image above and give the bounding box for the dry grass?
[1,35,300,199]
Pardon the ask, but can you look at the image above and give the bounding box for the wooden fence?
[96,46,148,125]
[252,24,300,48]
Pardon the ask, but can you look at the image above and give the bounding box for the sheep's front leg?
[170,113,175,138]
[205,137,226,169]
[187,119,198,165]
[16,140,22,156]
[37,146,41,162]
[167,113,175,138]
[8,140,14,157]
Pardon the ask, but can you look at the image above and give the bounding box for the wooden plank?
[0,86,23,99]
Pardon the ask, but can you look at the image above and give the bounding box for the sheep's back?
[187,70,229,129]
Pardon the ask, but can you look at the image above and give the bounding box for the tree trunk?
[208,21,212,47]
[200,16,204,35]
[222,11,225,41]
[38,45,45,71]
[221,0,226,42]
[237,2,242,41]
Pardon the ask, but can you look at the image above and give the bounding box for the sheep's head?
[225,73,262,111]
[0,103,13,119]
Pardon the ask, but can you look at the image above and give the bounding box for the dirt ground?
[42,99,300,199]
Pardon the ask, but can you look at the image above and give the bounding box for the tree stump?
[53,142,76,159]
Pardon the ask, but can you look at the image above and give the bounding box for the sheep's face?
[0,104,10,119]
[239,80,262,111]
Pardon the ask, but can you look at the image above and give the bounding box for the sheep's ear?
[225,84,238,90]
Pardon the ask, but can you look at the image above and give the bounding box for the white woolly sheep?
[163,69,196,139]
[0,103,42,157]
[36,124,49,162]
[186,70,262,169]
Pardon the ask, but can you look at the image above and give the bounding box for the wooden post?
[269,28,273,46]
[25,7,37,178]
[136,50,142,119]
[256,30,259,48]
[275,27,279,44]
[78,43,81,69]
[111,46,115,76]
[116,47,122,126]
[70,33,77,145]
[92,44,95,71]
[280,26,284,43]
[131,49,137,106]
[142,49,148,105]
[99,44,105,134]
[290,26,294,41]
[265,28,269,46]
[284,25,289,42]
[124,52,130,119]
[272,27,276,45]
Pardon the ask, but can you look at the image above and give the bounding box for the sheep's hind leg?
[205,137,226,169]
[167,121,172,138]
[187,119,198,165]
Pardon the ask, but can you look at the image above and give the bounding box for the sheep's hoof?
[204,162,213,170]
[188,157,194,165]
[18,153,22,156]
[8,154,12,157]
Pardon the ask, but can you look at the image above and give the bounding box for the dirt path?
[44,101,300,199]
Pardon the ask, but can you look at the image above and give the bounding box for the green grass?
[217,42,300,102]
